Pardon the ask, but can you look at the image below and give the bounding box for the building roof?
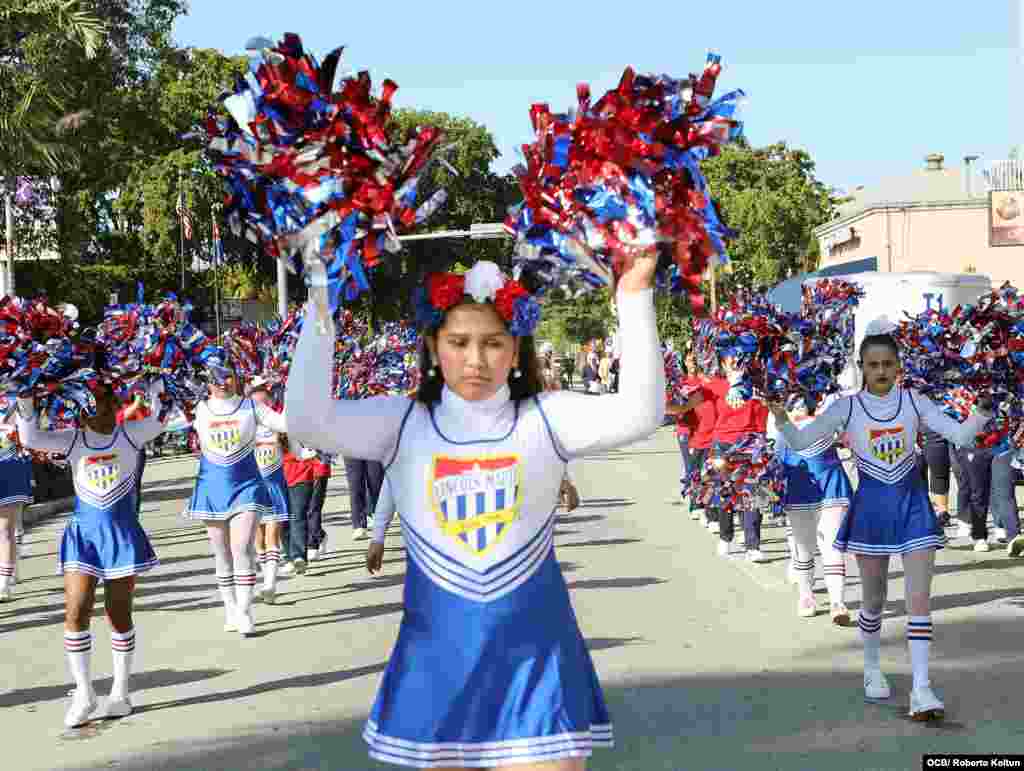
[835,160,985,221]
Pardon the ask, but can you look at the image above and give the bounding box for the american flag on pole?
[211,213,223,266]
[176,189,194,241]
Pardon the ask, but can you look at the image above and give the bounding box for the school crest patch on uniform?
[83,453,121,497]
[254,442,281,471]
[430,455,521,556]
[208,420,242,454]
[869,426,905,465]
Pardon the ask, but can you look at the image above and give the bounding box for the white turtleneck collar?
[433,384,515,442]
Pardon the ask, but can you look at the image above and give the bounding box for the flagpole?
[178,171,185,293]
[212,204,222,339]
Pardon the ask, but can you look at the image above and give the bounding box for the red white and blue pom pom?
[199,33,449,314]
[504,53,744,312]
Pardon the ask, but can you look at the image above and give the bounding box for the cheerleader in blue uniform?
[184,358,287,636]
[287,257,664,769]
[0,402,32,601]
[248,376,290,604]
[16,381,168,728]
[770,397,854,624]
[769,320,988,722]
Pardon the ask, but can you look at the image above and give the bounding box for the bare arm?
[284,302,411,461]
[15,399,77,455]
[540,289,665,458]
[255,403,287,434]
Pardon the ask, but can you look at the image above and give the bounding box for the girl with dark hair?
[287,257,664,770]
[248,378,290,604]
[17,381,168,727]
[0,400,32,602]
[184,357,287,637]
[768,320,989,722]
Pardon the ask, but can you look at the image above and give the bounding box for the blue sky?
[174,1,1017,195]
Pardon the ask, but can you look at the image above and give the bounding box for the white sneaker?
[956,521,972,539]
[1008,534,1024,558]
[709,522,721,535]
[64,689,98,728]
[105,696,133,719]
[261,587,276,605]
[0,584,11,602]
[314,533,328,560]
[786,562,798,585]
[223,608,238,632]
[746,549,767,563]
[352,528,368,541]
[973,539,990,552]
[863,669,891,701]
[278,562,296,578]
[236,610,255,637]
[797,594,817,618]
[717,540,731,557]
[994,527,1008,543]
[306,546,319,561]
[291,557,307,575]
[909,685,945,721]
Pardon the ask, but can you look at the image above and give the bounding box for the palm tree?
[1,1,106,174]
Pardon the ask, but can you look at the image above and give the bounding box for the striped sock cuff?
[822,564,846,577]
[111,628,136,653]
[264,549,281,564]
[0,563,14,577]
[216,574,234,588]
[785,526,794,538]
[793,558,815,572]
[256,551,267,564]
[64,630,92,653]
[907,616,933,641]
[858,610,883,635]
[234,572,257,586]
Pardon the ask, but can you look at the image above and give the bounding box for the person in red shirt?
[665,348,716,523]
[707,356,770,562]
[281,438,317,574]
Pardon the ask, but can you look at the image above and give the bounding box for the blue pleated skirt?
[781,449,853,516]
[364,534,612,768]
[260,466,290,523]
[834,472,945,555]
[0,455,32,507]
[60,499,158,580]
[184,454,274,521]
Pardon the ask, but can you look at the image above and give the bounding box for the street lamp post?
[3,180,14,297]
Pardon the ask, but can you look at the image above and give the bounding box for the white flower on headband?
[864,316,897,337]
[464,261,505,303]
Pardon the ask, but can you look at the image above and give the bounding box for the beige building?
[814,154,1024,288]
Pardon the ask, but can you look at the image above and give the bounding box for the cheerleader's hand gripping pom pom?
[199,33,451,316]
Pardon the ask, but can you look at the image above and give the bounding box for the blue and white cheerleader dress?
[0,415,32,507]
[184,397,285,521]
[284,289,665,768]
[775,412,852,517]
[778,387,985,556]
[16,391,167,579]
[254,423,290,523]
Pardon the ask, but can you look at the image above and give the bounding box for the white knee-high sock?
[262,549,280,590]
[217,573,235,618]
[823,562,846,605]
[64,630,94,697]
[234,572,256,614]
[858,609,883,671]
[907,616,933,690]
[109,628,136,701]
[0,562,13,590]
[794,557,815,598]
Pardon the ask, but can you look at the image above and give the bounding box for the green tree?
[702,140,837,299]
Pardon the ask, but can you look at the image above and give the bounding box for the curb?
[23,496,75,527]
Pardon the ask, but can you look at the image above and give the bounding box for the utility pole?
[3,181,14,297]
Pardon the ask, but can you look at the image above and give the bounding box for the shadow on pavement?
[72,659,1024,771]
[0,668,230,709]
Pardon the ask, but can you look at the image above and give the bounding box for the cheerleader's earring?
[511,367,522,379]
[429,362,438,378]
